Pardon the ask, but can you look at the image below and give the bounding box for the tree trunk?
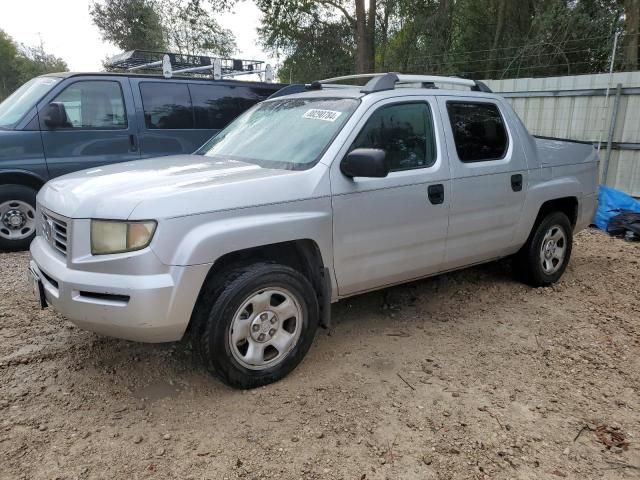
[624,0,639,70]
[355,0,367,72]
[366,0,376,72]
[379,0,392,70]
[354,0,375,73]
[488,0,507,77]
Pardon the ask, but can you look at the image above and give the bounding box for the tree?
[90,0,166,51]
[621,0,639,69]
[260,0,627,81]
[159,0,236,56]
[0,30,21,99]
[0,30,68,101]
[257,0,377,75]
[91,0,236,57]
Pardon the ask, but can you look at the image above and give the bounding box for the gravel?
[0,228,638,479]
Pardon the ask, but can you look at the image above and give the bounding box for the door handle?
[511,174,523,192]
[129,134,138,152]
[428,184,445,205]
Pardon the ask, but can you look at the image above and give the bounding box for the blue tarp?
[594,185,640,231]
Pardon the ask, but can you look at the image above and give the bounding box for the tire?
[514,211,573,287]
[0,184,38,252]
[192,262,319,389]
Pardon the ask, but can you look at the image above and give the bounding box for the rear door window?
[46,80,127,129]
[140,82,194,129]
[446,102,508,162]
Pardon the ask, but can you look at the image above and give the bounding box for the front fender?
[151,197,334,271]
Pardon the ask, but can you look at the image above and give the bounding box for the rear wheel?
[515,211,573,287]
[193,263,319,389]
[0,185,38,251]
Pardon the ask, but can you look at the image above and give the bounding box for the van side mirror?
[42,102,68,129]
[340,148,389,178]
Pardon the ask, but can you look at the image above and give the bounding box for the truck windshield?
[0,76,60,129]
[198,97,359,170]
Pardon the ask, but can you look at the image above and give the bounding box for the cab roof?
[265,73,498,102]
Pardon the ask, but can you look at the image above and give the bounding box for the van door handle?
[129,134,138,152]
[428,184,445,205]
[511,174,523,192]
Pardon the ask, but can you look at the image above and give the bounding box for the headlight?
[90,220,157,255]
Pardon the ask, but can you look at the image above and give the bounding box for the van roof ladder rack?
[316,73,492,93]
[105,50,274,82]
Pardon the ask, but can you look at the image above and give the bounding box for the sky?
[0,0,276,74]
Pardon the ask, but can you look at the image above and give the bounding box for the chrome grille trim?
[41,209,70,257]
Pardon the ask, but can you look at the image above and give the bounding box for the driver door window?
[351,102,436,172]
[46,81,127,130]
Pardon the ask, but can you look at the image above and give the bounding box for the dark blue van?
[0,72,282,250]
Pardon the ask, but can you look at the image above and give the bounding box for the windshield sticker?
[303,109,343,122]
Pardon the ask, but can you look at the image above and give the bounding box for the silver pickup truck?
[29,73,598,388]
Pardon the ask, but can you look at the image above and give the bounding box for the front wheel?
[515,211,573,287]
[193,263,319,389]
[0,185,38,251]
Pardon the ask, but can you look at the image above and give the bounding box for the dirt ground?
[0,228,638,480]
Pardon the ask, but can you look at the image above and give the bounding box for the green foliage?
[0,30,68,101]
[90,0,236,57]
[257,0,355,82]
[159,0,236,56]
[275,21,355,82]
[90,0,167,51]
[257,0,626,81]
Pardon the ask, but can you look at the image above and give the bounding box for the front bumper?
[30,236,211,342]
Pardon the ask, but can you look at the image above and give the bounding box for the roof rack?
[105,50,274,82]
[317,73,492,93]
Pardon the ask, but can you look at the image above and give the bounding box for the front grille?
[41,210,69,257]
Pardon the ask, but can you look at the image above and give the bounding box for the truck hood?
[38,155,321,219]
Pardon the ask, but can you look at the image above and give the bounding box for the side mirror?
[340,148,389,178]
[42,102,67,129]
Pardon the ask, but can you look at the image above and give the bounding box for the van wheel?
[193,263,319,389]
[0,185,38,251]
[515,211,573,287]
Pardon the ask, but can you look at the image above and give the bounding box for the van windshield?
[198,97,359,170]
[0,76,60,128]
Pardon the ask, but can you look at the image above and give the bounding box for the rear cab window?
[446,101,508,162]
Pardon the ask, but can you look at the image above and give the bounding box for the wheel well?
[210,239,325,288]
[0,172,45,191]
[535,197,578,228]
[187,240,329,335]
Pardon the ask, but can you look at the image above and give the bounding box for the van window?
[351,102,437,171]
[47,81,127,129]
[140,82,194,129]
[189,84,271,130]
[446,102,508,162]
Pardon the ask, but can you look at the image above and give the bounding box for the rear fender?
[514,176,582,246]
